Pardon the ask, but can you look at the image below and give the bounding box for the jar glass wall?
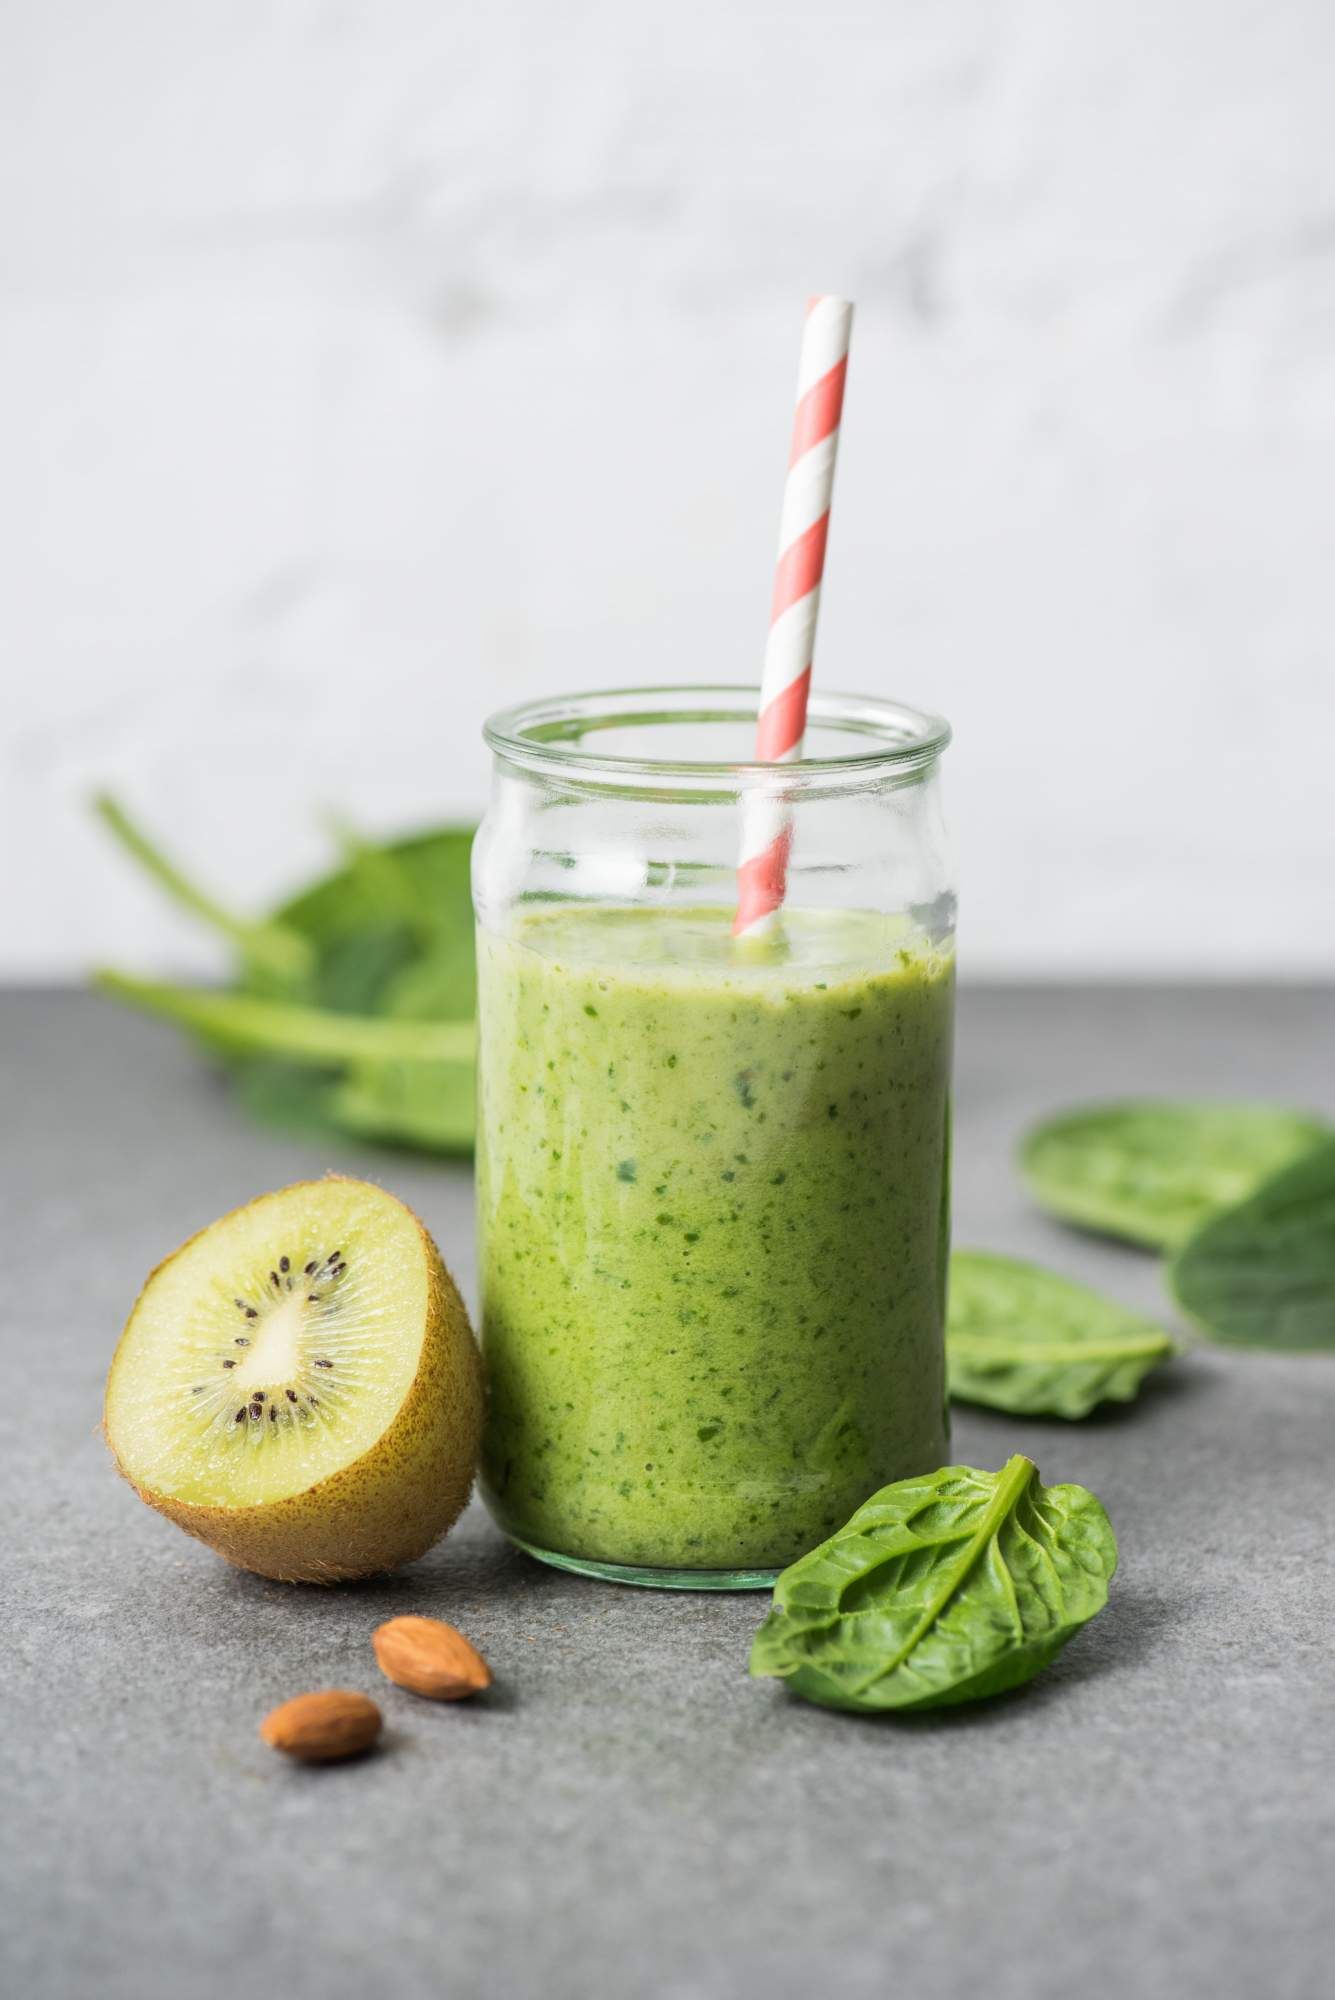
[472,687,956,1589]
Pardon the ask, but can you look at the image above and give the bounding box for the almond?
[259,1689,382,1763]
[372,1614,492,1700]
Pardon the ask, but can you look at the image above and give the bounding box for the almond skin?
[260,1689,382,1762]
[372,1615,492,1700]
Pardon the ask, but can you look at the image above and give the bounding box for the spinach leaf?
[93,799,479,1154]
[322,818,445,949]
[1021,1099,1328,1249]
[273,826,474,974]
[749,1455,1117,1713]
[1169,1134,1335,1350]
[230,1061,347,1140]
[302,921,422,1017]
[948,1251,1175,1418]
[330,1061,474,1155]
[378,942,477,1029]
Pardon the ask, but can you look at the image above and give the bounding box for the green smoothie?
[477,905,954,1575]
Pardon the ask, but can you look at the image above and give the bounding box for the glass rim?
[482,684,952,780]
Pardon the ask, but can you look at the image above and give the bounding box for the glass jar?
[472,686,955,1589]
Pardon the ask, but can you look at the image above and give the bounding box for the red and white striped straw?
[734,294,854,937]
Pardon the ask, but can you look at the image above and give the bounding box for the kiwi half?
[104,1178,483,1583]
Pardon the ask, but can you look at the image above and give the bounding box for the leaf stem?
[93,794,313,986]
[94,971,474,1067]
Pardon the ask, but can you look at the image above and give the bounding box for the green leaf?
[323,817,446,949]
[303,921,422,1016]
[274,827,474,973]
[94,793,314,990]
[93,971,474,1067]
[749,1455,1117,1713]
[1169,1134,1335,1350]
[93,812,480,1156]
[232,1058,476,1156]
[1021,1100,1329,1250]
[331,1060,475,1155]
[230,1061,349,1142]
[947,1251,1176,1418]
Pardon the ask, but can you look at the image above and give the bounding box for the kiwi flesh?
[104,1177,483,1583]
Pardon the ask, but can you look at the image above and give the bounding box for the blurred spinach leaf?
[93,798,477,1155]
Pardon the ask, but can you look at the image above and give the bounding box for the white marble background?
[3,0,1333,980]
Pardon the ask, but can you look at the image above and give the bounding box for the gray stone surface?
[2,986,1333,2000]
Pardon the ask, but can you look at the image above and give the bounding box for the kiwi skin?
[105,1179,485,1585]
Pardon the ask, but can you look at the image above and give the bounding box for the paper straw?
[734,295,854,937]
